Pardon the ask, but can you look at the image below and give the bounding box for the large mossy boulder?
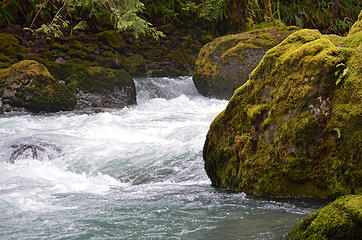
[284,195,362,240]
[193,26,300,99]
[0,60,76,113]
[203,18,362,199]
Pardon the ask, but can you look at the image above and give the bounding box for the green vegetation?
[1,1,360,38]
[284,195,362,240]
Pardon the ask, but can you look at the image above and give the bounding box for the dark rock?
[0,98,3,114]
[193,26,299,99]
[9,137,62,163]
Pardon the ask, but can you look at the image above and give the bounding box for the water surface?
[0,77,320,239]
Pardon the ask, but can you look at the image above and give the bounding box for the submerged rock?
[203,15,362,199]
[0,60,76,113]
[9,137,62,163]
[284,195,362,240]
[193,26,299,99]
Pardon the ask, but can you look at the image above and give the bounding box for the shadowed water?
[0,77,321,239]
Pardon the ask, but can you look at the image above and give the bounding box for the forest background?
[1,0,361,39]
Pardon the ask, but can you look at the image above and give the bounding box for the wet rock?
[9,137,62,163]
[193,26,299,99]
[55,57,67,65]
[203,16,362,199]
[0,98,3,114]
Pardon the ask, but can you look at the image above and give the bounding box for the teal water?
[0,77,320,239]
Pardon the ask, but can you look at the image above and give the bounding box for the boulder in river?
[193,26,300,99]
[0,60,76,113]
[203,14,362,200]
[284,194,362,240]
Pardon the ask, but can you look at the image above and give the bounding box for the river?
[0,76,320,239]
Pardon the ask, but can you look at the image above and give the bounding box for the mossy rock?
[121,54,147,76]
[97,30,126,50]
[0,33,28,68]
[193,26,300,99]
[203,19,362,200]
[64,60,136,109]
[0,60,76,112]
[284,195,362,240]
[67,48,87,59]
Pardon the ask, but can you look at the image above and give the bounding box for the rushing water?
[0,77,321,239]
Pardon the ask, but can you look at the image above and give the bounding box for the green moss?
[67,48,87,59]
[51,42,68,50]
[71,41,86,50]
[0,60,76,112]
[203,20,362,199]
[97,30,126,49]
[0,33,28,68]
[122,54,146,76]
[194,26,300,99]
[64,60,133,94]
[285,195,362,240]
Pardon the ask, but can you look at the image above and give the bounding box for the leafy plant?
[333,128,341,139]
[335,63,349,86]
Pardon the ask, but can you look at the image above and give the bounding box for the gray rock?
[55,57,67,65]
[75,86,136,109]
[9,137,62,163]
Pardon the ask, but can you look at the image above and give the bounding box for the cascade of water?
[0,77,319,240]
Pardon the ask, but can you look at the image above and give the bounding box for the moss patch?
[193,26,300,99]
[0,33,28,68]
[97,30,126,50]
[284,195,362,240]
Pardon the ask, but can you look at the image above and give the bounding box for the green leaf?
[342,67,349,77]
[336,63,345,68]
[333,128,341,139]
[336,76,343,86]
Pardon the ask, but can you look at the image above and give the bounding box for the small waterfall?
[134,76,199,103]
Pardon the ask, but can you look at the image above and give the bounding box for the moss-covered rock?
[0,33,28,68]
[193,26,300,99]
[284,195,362,240]
[0,60,76,113]
[64,60,136,109]
[203,19,362,199]
[97,30,126,50]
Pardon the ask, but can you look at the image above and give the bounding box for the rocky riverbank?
[0,25,213,113]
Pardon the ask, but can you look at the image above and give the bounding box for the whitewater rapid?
[0,76,319,239]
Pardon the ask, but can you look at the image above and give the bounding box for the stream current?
[0,76,320,239]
